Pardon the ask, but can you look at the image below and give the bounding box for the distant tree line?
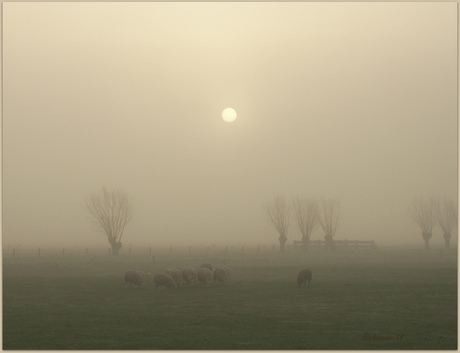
[81,187,457,257]
[409,196,457,250]
[263,194,458,253]
[263,195,340,252]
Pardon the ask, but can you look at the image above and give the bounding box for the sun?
[222,108,237,123]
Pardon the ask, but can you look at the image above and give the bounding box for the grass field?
[2,246,457,350]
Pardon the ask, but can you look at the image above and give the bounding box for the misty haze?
[2,2,457,350]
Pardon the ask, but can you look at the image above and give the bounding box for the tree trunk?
[302,236,310,252]
[325,234,335,251]
[422,232,431,250]
[109,239,122,256]
[423,238,430,250]
[443,233,451,249]
[279,235,287,252]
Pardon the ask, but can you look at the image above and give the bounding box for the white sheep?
[213,267,227,282]
[182,267,197,285]
[197,267,213,285]
[297,269,312,287]
[167,269,184,286]
[153,273,177,290]
[222,266,233,279]
[124,270,145,286]
[139,271,151,284]
[198,263,213,272]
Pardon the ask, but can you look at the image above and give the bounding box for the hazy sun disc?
[222,108,237,122]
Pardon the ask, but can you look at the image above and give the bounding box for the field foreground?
[2,247,457,350]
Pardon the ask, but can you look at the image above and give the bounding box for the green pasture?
[2,247,457,350]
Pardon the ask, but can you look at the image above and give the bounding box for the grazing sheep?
[213,267,227,282]
[168,269,184,286]
[197,267,213,285]
[138,270,148,279]
[198,263,213,272]
[182,267,197,285]
[297,269,313,287]
[124,270,145,286]
[139,271,151,284]
[153,273,177,290]
[164,268,178,276]
[222,266,233,278]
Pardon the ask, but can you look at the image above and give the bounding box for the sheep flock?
[124,265,313,290]
[124,263,234,290]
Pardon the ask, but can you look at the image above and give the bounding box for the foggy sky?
[3,2,458,249]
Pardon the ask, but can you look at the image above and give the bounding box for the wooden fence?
[3,240,379,258]
[293,239,376,249]
[2,244,283,258]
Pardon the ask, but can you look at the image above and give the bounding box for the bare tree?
[84,186,134,256]
[263,195,290,252]
[409,196,436,250]
[318,198,340,251]
[435,198,457,249]
[292,196,319,251]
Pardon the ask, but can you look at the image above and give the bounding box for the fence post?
[207,246,209,255]
[13,248,15,257]
[170,246,172,255]
[38,248,41,257]
[86,248,88,257]
[62,248,65,257]
[189,246,191,255]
